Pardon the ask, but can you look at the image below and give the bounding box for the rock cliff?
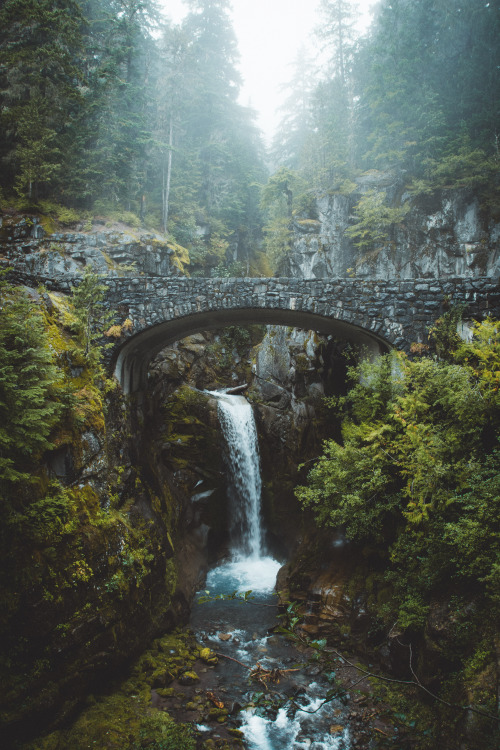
[0,215,188,278]
[286,179,500,280]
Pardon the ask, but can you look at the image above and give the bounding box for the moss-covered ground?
[22,628,241,750]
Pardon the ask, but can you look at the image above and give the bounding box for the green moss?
[208,706,228,719]
[39,214,57,234]
[148,238,190,275]
[38,202,84,227]
[369,679,437,749]
[22,629,202,750]
[0,277,190,743]
[199,647,218,665]
[296,219,321,229]
[156,687,175,698]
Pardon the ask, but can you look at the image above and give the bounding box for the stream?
[190,393,352,749]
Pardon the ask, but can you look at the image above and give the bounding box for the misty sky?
[160,0,374,143]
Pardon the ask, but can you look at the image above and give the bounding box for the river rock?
[199,647,218,664]
[178,670,200,685]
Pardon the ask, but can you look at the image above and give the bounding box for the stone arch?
[113,307,391,393]
[102,275,500,392]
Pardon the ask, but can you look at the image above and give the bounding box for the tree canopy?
[0,0,498,273]
[0,0,266,274]
[261,0,500,268]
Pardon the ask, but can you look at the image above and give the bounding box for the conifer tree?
[0,282,64,488]
[0,0,84,199]
[272,47,316,171]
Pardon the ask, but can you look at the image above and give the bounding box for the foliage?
[410,134,499,195]
[0,281,65,487]
[0,277,189,741]
[346,189,409,252]
[296,317,500,630]
[13,97,61,200]
[271,47,316,170]
[443,450,500,604]
[37,200,86,227]
[296,436,396,540]
[70,266,112,362]
[134,711,195,750]
[266,0,500,239]
[262,215,292,273]
[427,304,466,360]
[260,168,307,271]
[0,0,266,274]
[1,0,497,268]
[260,167,300,218]
[0,0,84,201]
[22,631,200,750]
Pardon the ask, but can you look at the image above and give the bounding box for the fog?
[161,0,374,141]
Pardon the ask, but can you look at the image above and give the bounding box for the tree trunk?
[162,115,174,235]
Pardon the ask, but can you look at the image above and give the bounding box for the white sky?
[159,0,375,143]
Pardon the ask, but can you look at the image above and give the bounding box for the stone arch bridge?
[12,272,498,392]
[98,276,499,393]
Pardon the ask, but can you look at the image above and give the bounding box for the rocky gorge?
[0,181,499,750]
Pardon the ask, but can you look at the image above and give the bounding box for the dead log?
[224,383,248,395]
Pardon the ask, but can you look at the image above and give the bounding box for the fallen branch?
[225,383,248,395]
[250,661,301,687]
[289,675,366,715]
[214,652,300,690]
[215,652,250,670]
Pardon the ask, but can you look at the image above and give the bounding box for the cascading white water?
[192,392,351,749]
[214,393,263,559]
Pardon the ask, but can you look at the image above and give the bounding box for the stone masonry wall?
[10,273,499,389]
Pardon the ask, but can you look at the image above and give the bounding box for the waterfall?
[193,392,350,750]
[191,393,351,750]
[214,393,263,559]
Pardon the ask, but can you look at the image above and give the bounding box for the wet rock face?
[276,534,418,684]
[248,326,348,555]
[149,329,259,394]
[286,181,500,280]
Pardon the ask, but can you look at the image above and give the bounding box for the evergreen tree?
[356,0,500,179]
[272,47,317,171]
[0,281,64,488]
[75,0,159,209]
[161,0,266,267]
[182,0,242,219]
[153,23,191,233]
[0,0,85,199]
[318,0,358,89]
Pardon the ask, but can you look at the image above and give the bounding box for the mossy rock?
[199,647,218,665]
[178,670,199,685]
[138,654,157,673]
[156,687,175,698]
[151,668,174,688]
[208,707,228,719]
